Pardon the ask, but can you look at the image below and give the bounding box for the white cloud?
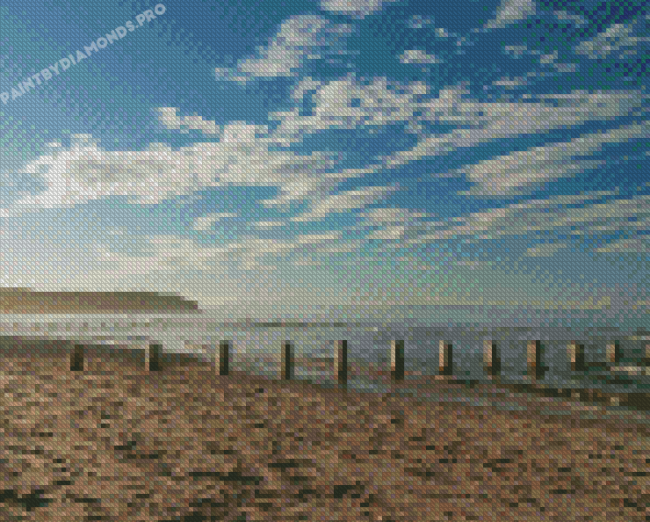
[399,192,650,258]
[270,74,431,140]
[574,19,650,59]
[192,213,237,231]
[503,46,576,73]
[403,17,460,39]
[275,81,645,164]
[593,237,650,253]
[156,107,221,135]
[258,164,370,210]
[252,220,286,229]
[289,77,324,103]
[484,0,537,30]
[399,49,444,65]
[337,191,627,257]
[354,207,430,226]
[290,185,398,222]
[6,120,346,210]
[492,74,533,88]
[552,62,578,73]
[524,242,569,257]
[269,83,646,204]
[381,88,648,171]
[492,71,537,90]
[457,120,650,197]
[504,45,530,58]
[12,136,192,208]
[407,15,434,29]
[320,0,398,18]
[539,50,558,64]
[295,231,343,244]
[554,10,587,27]
[215,15,353,84]
[9,81,644,228]
[435,27,456,39]
[366,225,407,241]
[137,230,356,273]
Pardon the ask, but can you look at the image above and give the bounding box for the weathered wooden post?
[483,340,500,377]
[334,340,348,386]
[70,343,84,371]
[281,341,293,380]
[606,341,621,366]
[391,340,405,381]
[527,340,542,379]
[145,342,163,371]
[217,341,230,376]
[568,341,585,372]
[439,340,453,376]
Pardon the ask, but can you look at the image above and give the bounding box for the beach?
[1,342,649,521]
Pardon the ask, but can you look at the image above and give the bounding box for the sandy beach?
[1,342,649,521]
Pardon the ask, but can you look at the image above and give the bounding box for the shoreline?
[2,337,650,417]
[2,339,649,422]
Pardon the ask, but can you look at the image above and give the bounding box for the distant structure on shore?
[0,288,200,314]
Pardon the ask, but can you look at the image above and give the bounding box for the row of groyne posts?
[67,338,641,383]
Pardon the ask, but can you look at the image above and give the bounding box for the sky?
[0,0,649,325]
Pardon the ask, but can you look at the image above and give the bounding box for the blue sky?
[0,0,649,325]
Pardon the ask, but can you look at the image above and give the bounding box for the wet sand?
[1,343,649,521]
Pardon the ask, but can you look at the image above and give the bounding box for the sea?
[1,311,649,390]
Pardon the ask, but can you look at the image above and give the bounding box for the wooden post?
[334,340,348,386]
[439,341,453,376]
[70,344,84,371]
[217,341,230,376]
[145,343,162,371]
[527,340,542,379]
[483,340,500,377]
[568,341,585,372]
[281,341,293,380]
[391,340,405,381]
[606,341,621,365]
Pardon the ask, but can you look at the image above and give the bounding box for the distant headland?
[0,288,200,314]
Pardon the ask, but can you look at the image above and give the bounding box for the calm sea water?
[2,313,649,400]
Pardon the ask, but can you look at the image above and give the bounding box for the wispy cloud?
[320,0,398,18]
[381,88,648,171]
[554,10,587,28]
[483,0,537,30]
[406,15,435,29]
[192,213,237,231]
[457,120,650,197]
[399,49,444,65]
[215,15,353,84]
[270,74,430,141]
[156,107,222,135]
[397,192,650,258]
[6,120,342,210]
[574,16,650,60]
[594,238,650,254]
[524,242,569,257]
[252,220,286,229]
[290,184,399,222]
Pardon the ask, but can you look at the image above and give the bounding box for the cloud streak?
[215,15,354,84]
[458,120,650,197]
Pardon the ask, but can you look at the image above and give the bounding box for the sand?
[1,343,649,521]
